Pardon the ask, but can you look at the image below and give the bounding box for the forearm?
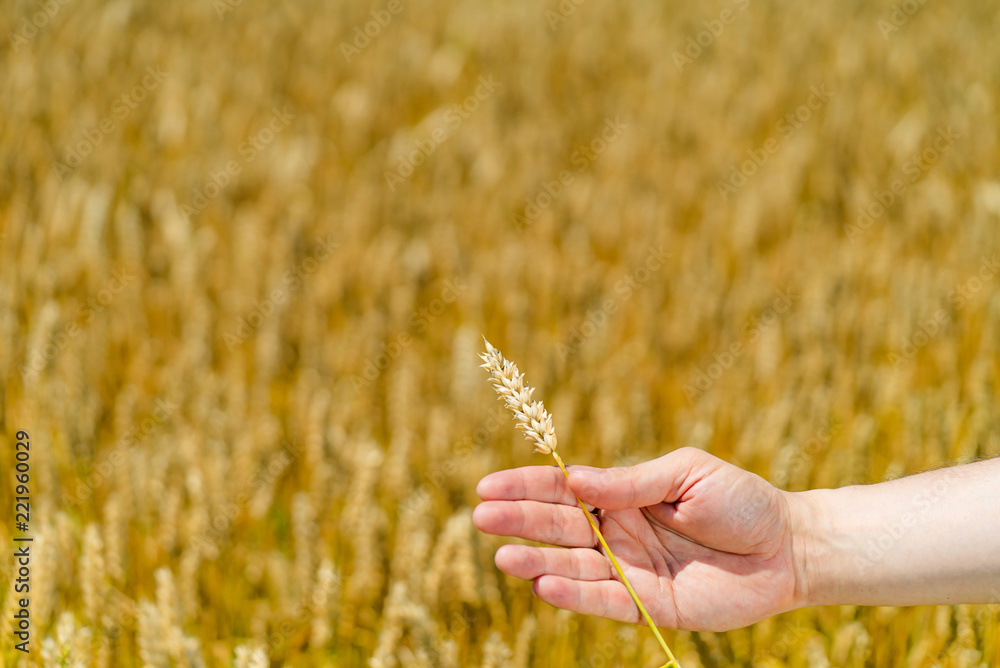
[789,457,1000,608]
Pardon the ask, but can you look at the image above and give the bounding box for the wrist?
[784,487,842,609]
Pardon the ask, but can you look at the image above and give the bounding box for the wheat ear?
[479,337,680,668]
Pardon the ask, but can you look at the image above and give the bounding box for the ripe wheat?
[1,0,997,663]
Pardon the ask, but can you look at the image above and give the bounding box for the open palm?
[472,447,804,631]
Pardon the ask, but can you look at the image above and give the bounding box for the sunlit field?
[1,0,998,665]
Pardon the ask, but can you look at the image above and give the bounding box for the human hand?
[472,447,806,631]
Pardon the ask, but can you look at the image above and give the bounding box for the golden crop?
[0,0,997,665]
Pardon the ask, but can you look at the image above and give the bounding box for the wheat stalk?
[480,337,680,668]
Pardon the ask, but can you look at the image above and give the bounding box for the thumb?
[567,448,711,510]
[566,462,669,510]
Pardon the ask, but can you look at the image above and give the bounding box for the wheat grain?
[342,503,386,640]
[399,597,442,663]
[384,361,417,502]
[179,636,208,668]
[370,580,408,668]
[384,429,414,504]
[477,533,509,631]
[292,491,317,600]
[158,485,182,554]
[424,509,480,605]
[438,638,460,668]
[800,636,832,668]
[309,557,340,649]
[233,643,269,668]
[341,442,384,536]
[396,646,433,668]
[391,491,433,595]
[306,389,332,511]
[137,600,169,668]
[426,404,452,465]
[28,525,56,643]
[102,494,126,585]
[452,509,482,605]
[154,567,191,663]
[40,611,84,668]
[0,575,19,652]
[511,614,536,668]
[54,512,77,592]
[479,338,557,455]
[176,546,202,624]
[80,524,107,625]
[451,324,480,405]
[480,631,513,668]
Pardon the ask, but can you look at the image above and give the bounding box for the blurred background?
[1,0,999,665]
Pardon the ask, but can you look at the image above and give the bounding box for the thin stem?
[550,451,680,668]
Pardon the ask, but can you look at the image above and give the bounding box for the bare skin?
[472,447,1000,632]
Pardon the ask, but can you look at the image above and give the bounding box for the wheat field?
[1,0,999,665]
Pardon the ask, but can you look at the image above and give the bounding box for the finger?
[533,575,642,625]
[495,544,613,582]
[472,500,596,547]
[567,447,721,510]
[477,466,579,506]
